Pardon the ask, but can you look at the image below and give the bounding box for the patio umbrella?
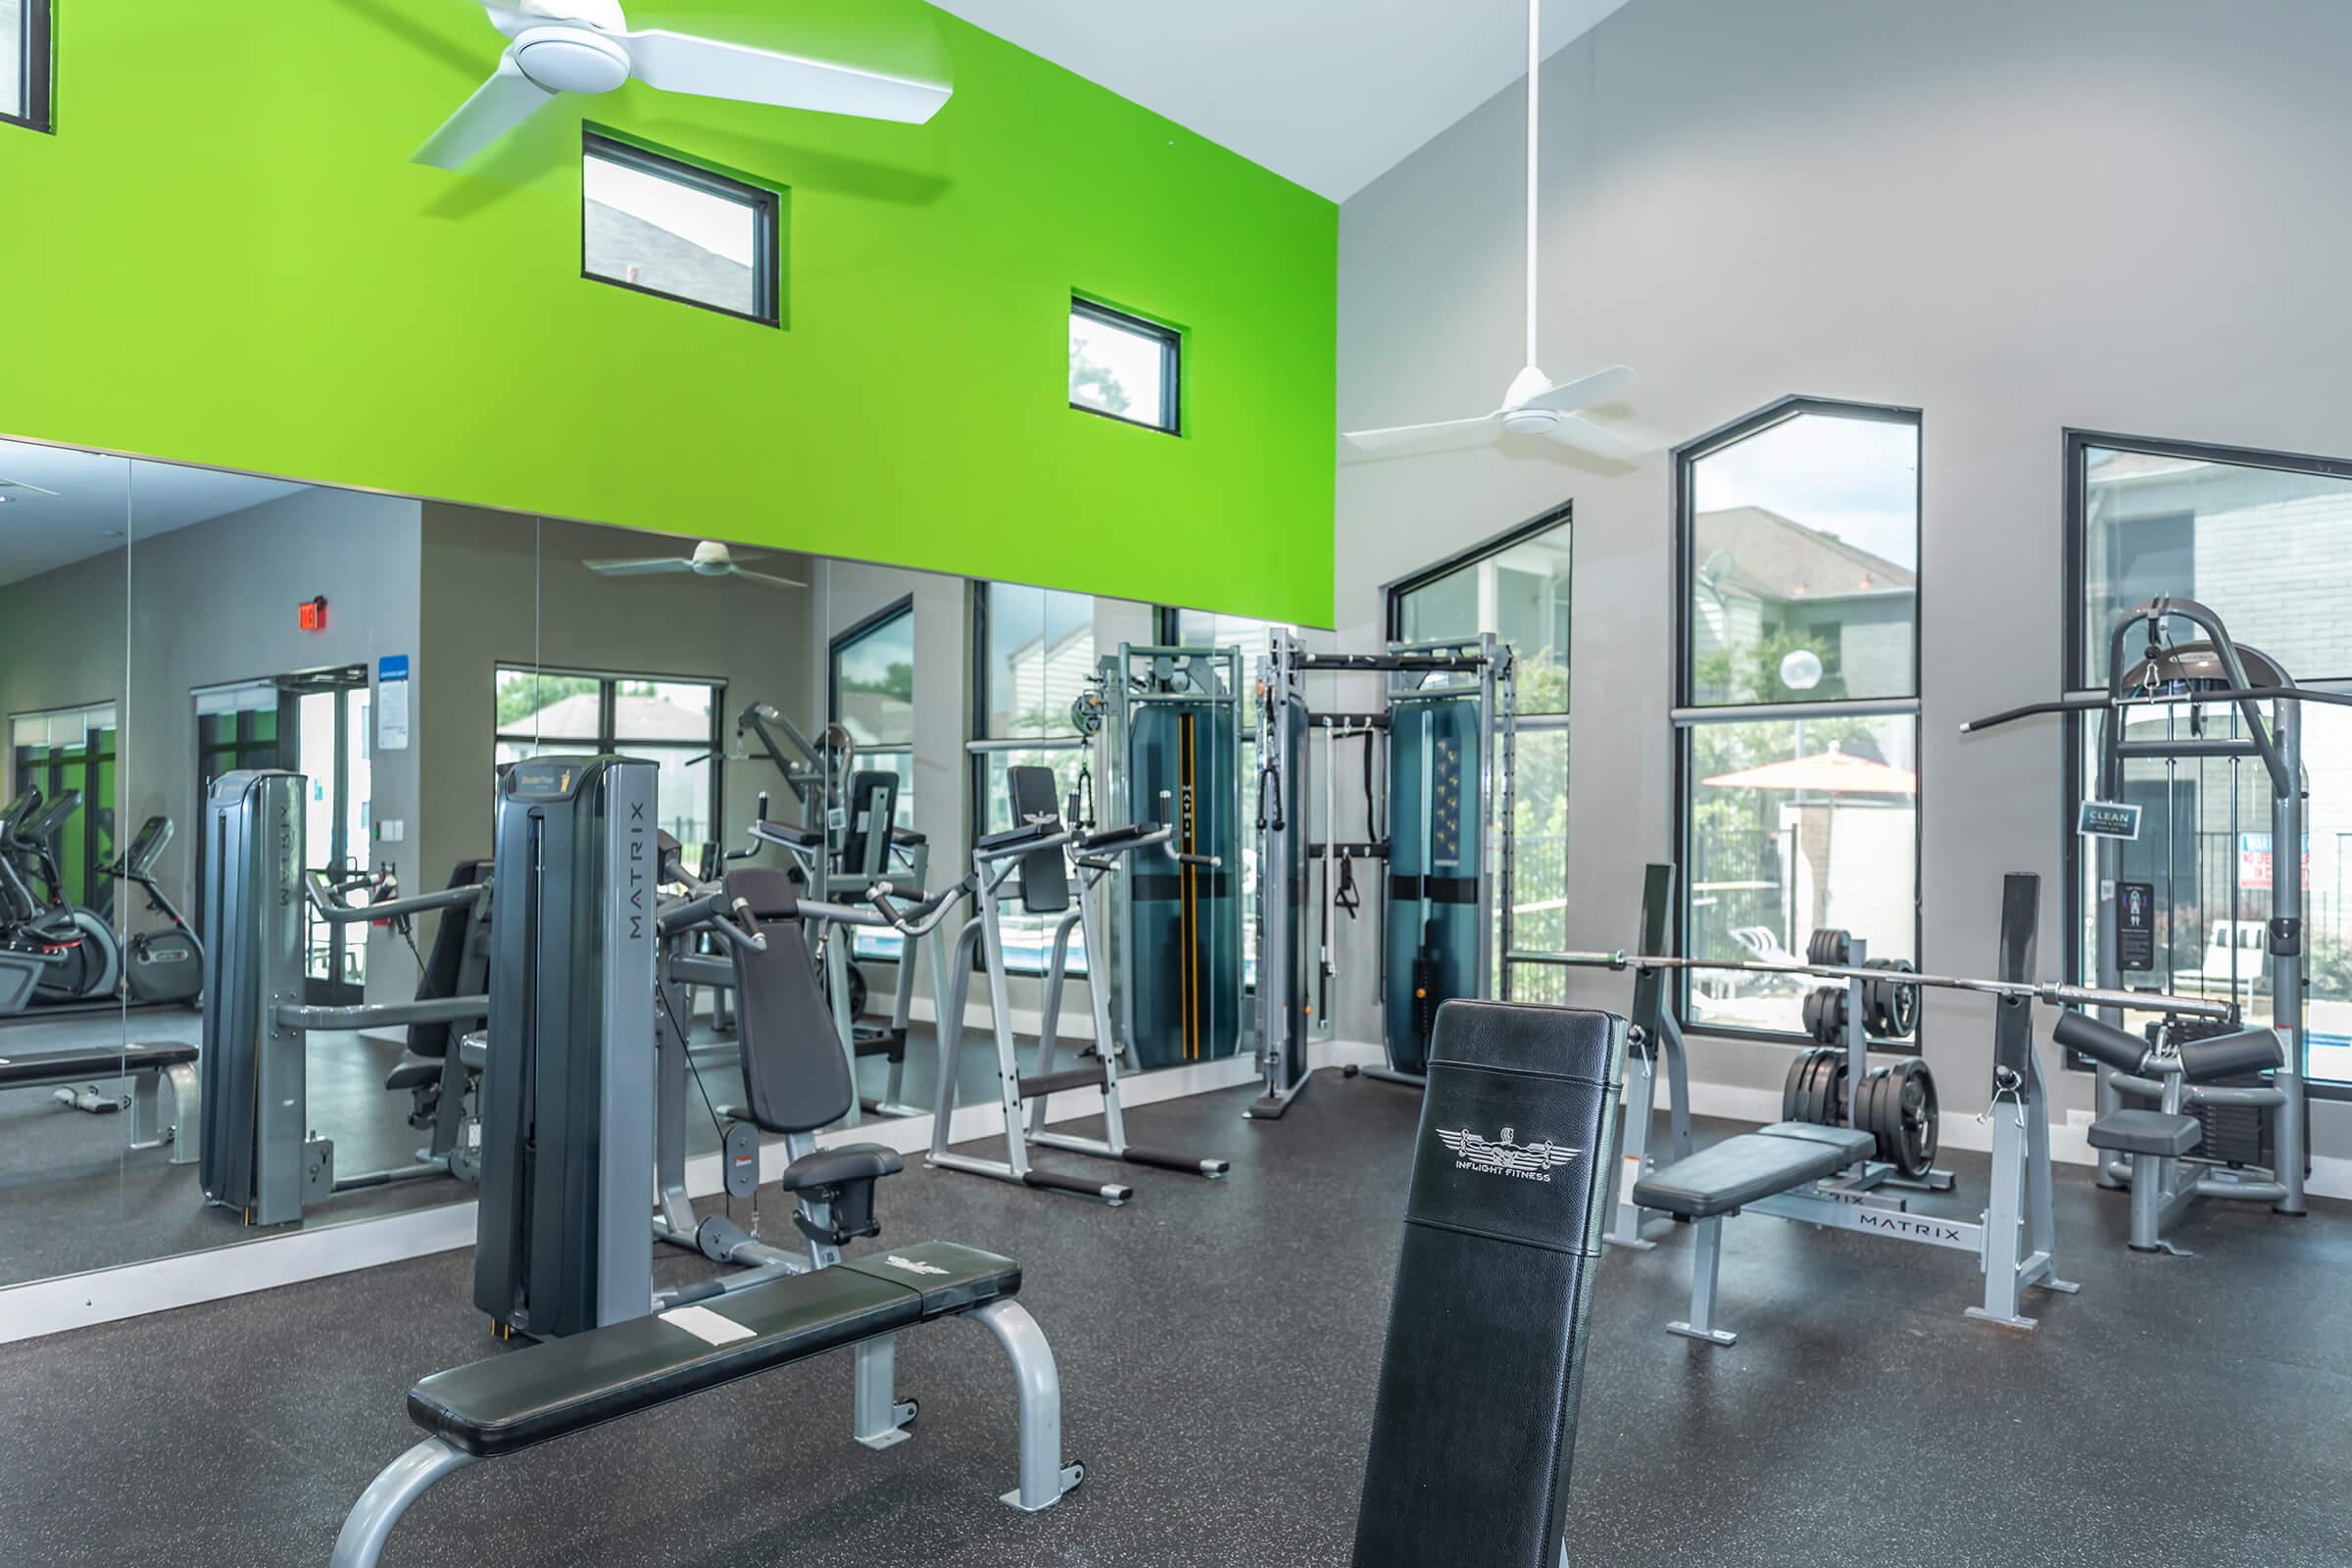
[1700,744,1917,795]
[1701,743,1914,936]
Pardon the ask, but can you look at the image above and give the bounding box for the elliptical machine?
[98,816,203,1005]
[0,788,122,1005]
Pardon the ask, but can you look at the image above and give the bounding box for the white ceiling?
[0,440,308,588]
[934,0,1634,201]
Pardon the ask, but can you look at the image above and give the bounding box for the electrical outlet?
[2065,1108,2095,1131]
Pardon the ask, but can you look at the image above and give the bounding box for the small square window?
[4,0,53,132]
[583,133,780,325]
[1069,299,1180,434]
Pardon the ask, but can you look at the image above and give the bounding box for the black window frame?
[581,130,782,328]
[828,595,916,745]
[4,0,51,134]
[1669,394,1926,1050]
[1069,297,1183,436]
[2061,426,2352,1101]
[493,664,727,863]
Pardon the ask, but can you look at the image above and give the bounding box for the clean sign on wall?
[377,655,411,752]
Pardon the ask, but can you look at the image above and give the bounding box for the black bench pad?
[0,1042,198,1087]
[409,1243,1017,1459]
[1632,1121,1876,1218]
[2087,1109,2202,1157]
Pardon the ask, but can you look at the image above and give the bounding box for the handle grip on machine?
[866,875,976,939]
[657,891,769,954]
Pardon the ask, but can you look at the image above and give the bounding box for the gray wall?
[1335,0,2352,1158]
[1,485,426,1004]
[416,506,820,896]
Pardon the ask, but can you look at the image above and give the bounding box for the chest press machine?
[1520,862,2251,1346]
[334,756,1079,1568]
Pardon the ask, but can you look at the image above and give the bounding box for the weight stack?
[1351,1002,1630,1568]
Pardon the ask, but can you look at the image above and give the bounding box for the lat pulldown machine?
[1964,595,2328,1251]
[1250,628,1516,1116]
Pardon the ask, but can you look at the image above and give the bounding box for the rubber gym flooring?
[2,1076,2348,1566]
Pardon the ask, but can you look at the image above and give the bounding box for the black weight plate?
[1886,1060,1938,1178]
[1800,989,1823,1044]
[1887,961,1920,1038]
[1794,1050,1826,1124]
[1806,1052,1834,1125]
[1783,1049,1821,1123]
[1810,1053,1844,1126]
[1857,1066,1890,1164]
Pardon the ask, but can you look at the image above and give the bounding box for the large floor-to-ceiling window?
[1390,508,1572,1001]
[2066,431,2352,1090]
[832,597,915,958]
[972,582,1098,974]
[1674,400,1921,1040]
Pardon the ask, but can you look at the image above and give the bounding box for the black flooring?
[3,1076,2348,1566]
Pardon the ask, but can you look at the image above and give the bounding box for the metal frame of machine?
[1249,628,1516,1115]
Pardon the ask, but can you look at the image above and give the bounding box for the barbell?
[1504,948,2237,1022]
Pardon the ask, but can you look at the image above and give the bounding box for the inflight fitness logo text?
[1436,1126,1581,1183]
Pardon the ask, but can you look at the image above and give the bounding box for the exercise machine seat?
[756,819,824,851]
[2087,1108,2202,1157]
[780,1146,904,1193]
[407,1242,1018,1459]
[0,1041,197,1086]
[1352,1001,1629,1568]
[1631,1121,1876,1219]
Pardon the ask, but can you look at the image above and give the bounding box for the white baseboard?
[0,1200,478,1346]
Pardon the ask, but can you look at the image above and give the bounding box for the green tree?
[497,673,599,729]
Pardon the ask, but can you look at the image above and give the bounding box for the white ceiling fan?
[414,0,953,172]
[1345,0,1648,463]
[585,539,806,590]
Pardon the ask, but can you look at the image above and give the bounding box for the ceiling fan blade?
[1546,413,1660,463]
[1518,365,1637,416]
[584,556,693,576]
[412,50,562,169]
[621,28,952,123]
[1344,415,1503,457]
[729,567,808,591]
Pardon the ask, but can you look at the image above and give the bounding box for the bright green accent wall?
[0,2,1336,625]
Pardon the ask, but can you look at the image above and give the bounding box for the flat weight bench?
[1630,1120,1877,1346]
[334,1241,1081,1568]
[1,1043,201,1164]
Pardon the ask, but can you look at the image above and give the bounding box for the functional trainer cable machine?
[1079,642,1247,1073]
[1250,629,1517,1115]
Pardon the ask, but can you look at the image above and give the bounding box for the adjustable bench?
[1,1042,201,1163]
[1631,1120,1877,1346]
[334,1241,1081,1568]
